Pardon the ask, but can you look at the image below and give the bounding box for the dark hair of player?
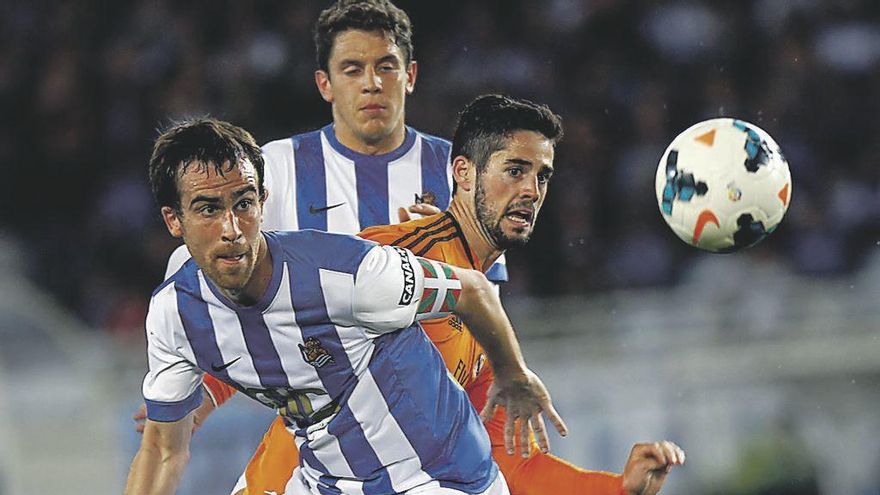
[451,94,564,191]
[314,0,414,74]
[148,118,265,212]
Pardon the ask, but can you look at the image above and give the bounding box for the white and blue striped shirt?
[165,124,507,282]
[145,230,497,495]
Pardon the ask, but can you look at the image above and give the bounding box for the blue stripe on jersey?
[419,132,452,210]
[174,261,238,386]
[485,261,509,283]
[293,129,328,231]
[280,230,394,494]
[368,327,497,494]
[235,310,289,388]
[323,125,419,229]
[145,386,203,422]
[354,158,390,228]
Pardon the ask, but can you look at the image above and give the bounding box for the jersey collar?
[322,124,417,162]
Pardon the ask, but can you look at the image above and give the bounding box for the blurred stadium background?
[2,1,880,494]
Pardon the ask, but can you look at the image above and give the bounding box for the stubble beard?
[474,176,531,250]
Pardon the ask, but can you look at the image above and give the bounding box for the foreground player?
[205,96,685,495]
[125,118,566,495]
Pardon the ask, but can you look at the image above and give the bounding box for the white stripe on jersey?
[263,264,332,411]
[387,136,423,224]
[347,369,434,493]
[261,137,298,231]
[198,271,264,388]
[321,132,362,233]
[143,283,202,404]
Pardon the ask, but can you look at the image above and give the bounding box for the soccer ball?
[655,118,791,253]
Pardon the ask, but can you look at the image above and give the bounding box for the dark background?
[2,0,879,336]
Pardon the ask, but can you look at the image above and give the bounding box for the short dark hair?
[451,94,564,187]
[314,0,414,73]
[148,118,265,212]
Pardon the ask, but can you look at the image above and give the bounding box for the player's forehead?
[176,159,258,197]
[489,131,555,168]
[328,29,405,65]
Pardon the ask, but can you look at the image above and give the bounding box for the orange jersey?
[210,213,624,495]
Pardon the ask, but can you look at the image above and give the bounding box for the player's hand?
[621,441,685,495]
[480,368,568,458]
[132,403,148,434]
[397,203,441,222]
[132,390,216,434]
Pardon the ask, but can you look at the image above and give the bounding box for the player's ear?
[161,206,184,238]
[315,70,333,103]
[451,155,475,193]
[405,60,417,95]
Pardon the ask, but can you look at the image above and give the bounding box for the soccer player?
[163,0,504,280]
[206,96,685,495]
[125,118,566,495]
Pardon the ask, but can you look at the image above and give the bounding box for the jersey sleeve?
[352,245,424,334]
[142,294,204,422]
[352,245,465,334]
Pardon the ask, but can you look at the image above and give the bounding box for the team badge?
[299,337,334,368]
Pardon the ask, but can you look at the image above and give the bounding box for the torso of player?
[150,230,496,493]
[261,124,453,234]
[360,212,492,391]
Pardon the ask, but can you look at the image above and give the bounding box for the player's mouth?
[503,207,534,228]
[216,252,247,266]
[360,103,387,115]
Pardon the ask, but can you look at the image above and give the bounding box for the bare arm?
[447,266,568,457]
[124,413,195,495]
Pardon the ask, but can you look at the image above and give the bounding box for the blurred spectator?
[2,0,879,330]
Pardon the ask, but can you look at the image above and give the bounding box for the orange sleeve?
[469,372,625,495]
[203,374,237,407]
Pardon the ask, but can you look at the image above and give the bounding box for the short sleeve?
[142,294,204,422]
[351,245,425,334]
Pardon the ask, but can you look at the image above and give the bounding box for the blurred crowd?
[2,0,879,337]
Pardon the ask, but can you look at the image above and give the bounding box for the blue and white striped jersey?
[164,124,507,282]
[145,230,497,494]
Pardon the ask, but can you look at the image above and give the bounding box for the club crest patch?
[299,337,334,368]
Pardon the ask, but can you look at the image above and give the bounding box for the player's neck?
[332,119,406,156]
[220,234,273,307]
[447,198,504,272]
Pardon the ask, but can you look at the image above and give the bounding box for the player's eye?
[198,205,218,216]
[378,63,396,72]
[342,65,362,76]
[507,167,523,178]
[236,199,253,211]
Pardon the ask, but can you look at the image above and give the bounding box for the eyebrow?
[188,185,257,208]
[339,54,400,67]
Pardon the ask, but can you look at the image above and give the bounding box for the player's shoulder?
[363,213,464,261]
[152,257,199,299]
[358,213,448,244]
[261,126,326,157]
[267,230,378,273]
[412,127,451,154]
[412,127,450,148]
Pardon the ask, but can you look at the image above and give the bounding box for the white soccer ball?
[655,118,792,253]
